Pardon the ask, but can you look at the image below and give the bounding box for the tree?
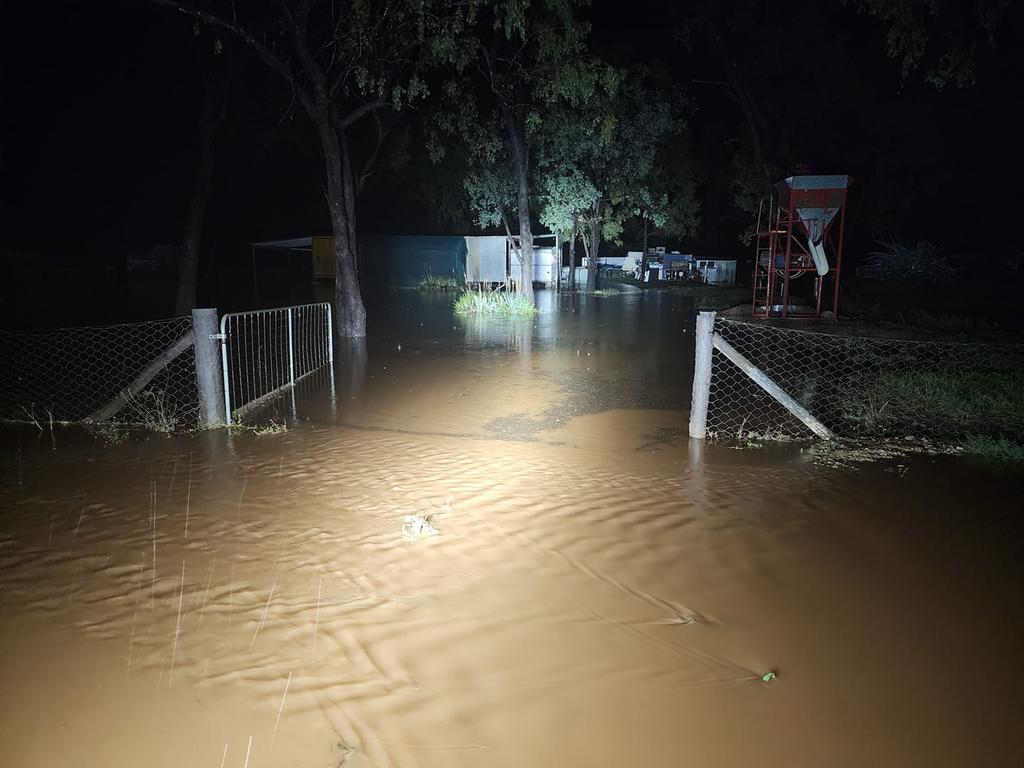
[847,0,1008,88]
[431,0,607,302]
[537,167,597,292]
[151,0,464,337]
[676,0,1009,250]
[537,65,694,291]
[460,118,524,274]
[176,32,236,315]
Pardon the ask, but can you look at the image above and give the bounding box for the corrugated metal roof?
[251,237,314,249]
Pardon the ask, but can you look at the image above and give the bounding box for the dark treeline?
[1,0,1021,328]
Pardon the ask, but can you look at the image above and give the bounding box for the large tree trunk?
[505,108,534,301]
[568,223,577,294]
[585,200,603,293]
[553,232,561,291]
[316,117,367,338]
[340,126,362,292]
[176,50,232,316]
[515,185,534,299]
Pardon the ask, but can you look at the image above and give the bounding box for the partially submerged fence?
[220,302,333,424]
[0,303,334,431]
[690,311,1024,444]
[0,314,203,429]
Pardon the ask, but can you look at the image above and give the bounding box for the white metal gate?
[219,303,333,424]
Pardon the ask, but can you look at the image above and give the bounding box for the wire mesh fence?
[220,302,332,423]
[0,316,200,429]
[705,316,1024,443]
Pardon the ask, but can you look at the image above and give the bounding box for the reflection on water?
[316,289,694,440]
[1,290,1022,767]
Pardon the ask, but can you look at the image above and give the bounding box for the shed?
[465,233,561,285]
[464,235,509,283]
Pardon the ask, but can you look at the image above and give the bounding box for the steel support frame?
[751,197,845,320]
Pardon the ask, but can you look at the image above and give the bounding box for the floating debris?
[761,671,777,683]
[402,515,439,540]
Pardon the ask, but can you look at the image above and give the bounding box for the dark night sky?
[1,0,1022,300]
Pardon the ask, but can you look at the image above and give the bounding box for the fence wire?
[0,316,200,429]
[706,317,1024,443]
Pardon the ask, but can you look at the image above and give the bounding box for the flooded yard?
[1,290,1022,767]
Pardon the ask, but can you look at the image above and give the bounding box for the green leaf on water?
[761,671,777,682]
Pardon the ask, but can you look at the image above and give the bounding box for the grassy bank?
[961,436,1024,462]
[602,275,750,311]
[836,367,1024,450]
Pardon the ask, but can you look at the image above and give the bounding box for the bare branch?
[147,0,293,90]
[500,212,523,261]
[341,100,390,128]
[356,112,389,194]
[277,0,328,102]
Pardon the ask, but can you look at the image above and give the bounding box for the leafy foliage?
[428,0,611,280]
[536,64,698,281]
[847,0,1008,88]
[150,0,481,335]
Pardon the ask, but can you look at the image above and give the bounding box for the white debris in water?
[402,515,439,540]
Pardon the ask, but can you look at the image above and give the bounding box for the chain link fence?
[0,316,200,429]
[702,315,1024,444]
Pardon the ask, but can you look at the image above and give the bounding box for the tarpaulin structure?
[251,235,468,299]
[358,235,467,288]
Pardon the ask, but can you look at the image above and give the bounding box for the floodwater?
[1,289,1023,767]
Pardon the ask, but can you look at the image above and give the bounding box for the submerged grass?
[418,270,460,291]
[123,388,179,433]
[454,290,537,316]
[251,419,288,436]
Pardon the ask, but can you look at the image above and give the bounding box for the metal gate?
[219,303,333,424]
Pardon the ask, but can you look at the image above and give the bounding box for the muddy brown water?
[1,290,1023,767]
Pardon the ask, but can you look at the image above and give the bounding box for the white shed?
[464,235,508,283]
[466,233,560,285]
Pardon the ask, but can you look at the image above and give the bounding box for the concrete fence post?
[191,308,227,428]
[689,310,715,439]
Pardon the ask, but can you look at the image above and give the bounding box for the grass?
[842,300,1000,337]
[606,276,749,311]
[251,419,288,436]
[727,423,794,448]
[961,436,1024,462]
[418,270,460,291]
[838,368,1024,439]
[901,310,997,334]
[87,421,130,445]
[123,388,178,433]
[454,289,537,316]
